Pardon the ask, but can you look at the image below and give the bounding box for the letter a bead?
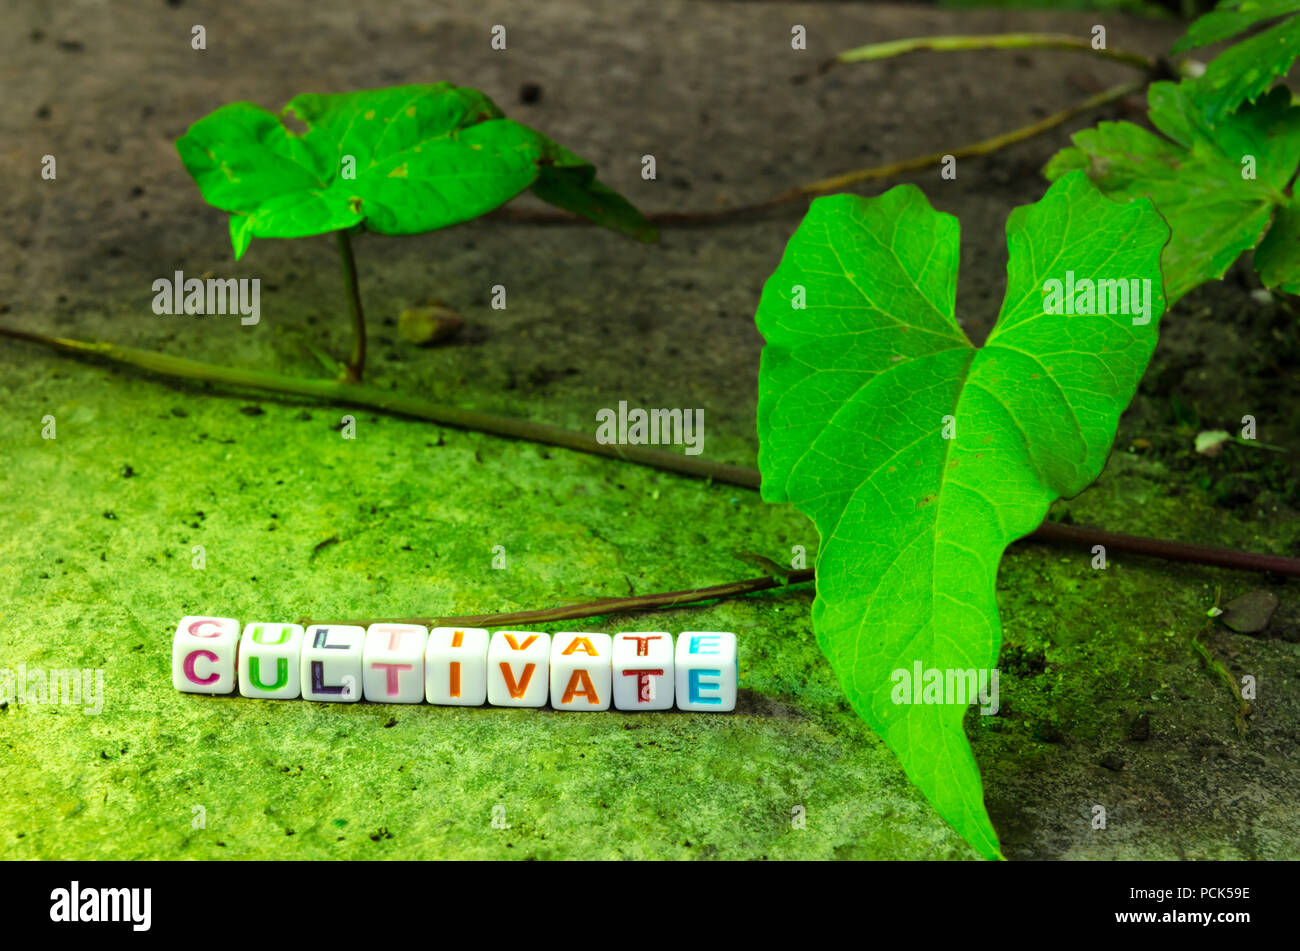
[550,632,612,711]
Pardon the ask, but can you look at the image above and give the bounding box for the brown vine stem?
[307,569,816,630]
[491,79,1145,228]
[1030,523,1300,578]
[316,520,1300,629]
[4,323,1299,583]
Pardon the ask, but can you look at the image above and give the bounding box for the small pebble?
[398,302,464,346]
[1128,713,1151,742]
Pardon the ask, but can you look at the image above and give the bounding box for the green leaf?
[1189,11,1300,125]
[1254,198,1300,291]
[1171,0,1300,53]
[279,85,543,237]
[755,172,1168,860]
[1045,81,1300,303]
[176,101,363,256]
[176,83,653,259]
[528,137,659,242]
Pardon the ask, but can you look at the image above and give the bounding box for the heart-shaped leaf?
[755,172,1169,859]
[1046,81,1300,303]
[177,83,655,259]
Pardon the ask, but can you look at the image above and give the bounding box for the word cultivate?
[171,617,739,711]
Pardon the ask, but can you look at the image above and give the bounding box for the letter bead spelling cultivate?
[172,618,738,711]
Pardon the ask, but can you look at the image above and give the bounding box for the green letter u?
[248,656,289,691]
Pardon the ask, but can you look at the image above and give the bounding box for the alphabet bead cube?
[425,627,489,706]
[301,625,365,702]
[487,631,550,707]
[612,632,674,711]
[550,632,612,711]
[675,631,737,712]
[363,624,428,703]
[173,616,240,695]
[238,623,304,700]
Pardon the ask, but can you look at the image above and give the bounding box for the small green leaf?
[527,137,659,241]
[1254,198,1300,292]
[1172,0,1300,124]
[1045,81,1300,303]
[1171,0,1300,54]
[756,172,1168,859]
[177,101,361,259]
[229,215,256,261]
[1189,11,1300,125]
[1195,429,1233,454]
[176,83,653,258]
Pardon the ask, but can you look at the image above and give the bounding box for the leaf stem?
[0,324,758,487]
[336,229,366,383]
[1191,587,1252,734]
[307,569,814,630]
[774,81,1146,200]
[826,33,1156,73]
[4,322,1299,581]
[316,523,1300,631]
[1030,522,1300,578]
[492,80,1145,226]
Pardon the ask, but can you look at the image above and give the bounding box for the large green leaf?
[1170,0,1300,125]
[755,172,1168,859]
[1045,82,1300,302]
[177,83,655,259]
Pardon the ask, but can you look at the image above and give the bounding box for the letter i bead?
[425,627,489,705]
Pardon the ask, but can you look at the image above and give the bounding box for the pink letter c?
[184,649,219,685]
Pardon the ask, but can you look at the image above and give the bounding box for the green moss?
[0,370,970,859]
[4,284,1300,859]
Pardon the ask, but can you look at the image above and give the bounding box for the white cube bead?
[549,632,613,711]
[675,631,737,712]
[363,624,429,703]
[173,616,240,695]
[487,631,550,707]
[425,627,489,706]
[612,632,675,711]
[301,625,365,702]
[238,623,304,700]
